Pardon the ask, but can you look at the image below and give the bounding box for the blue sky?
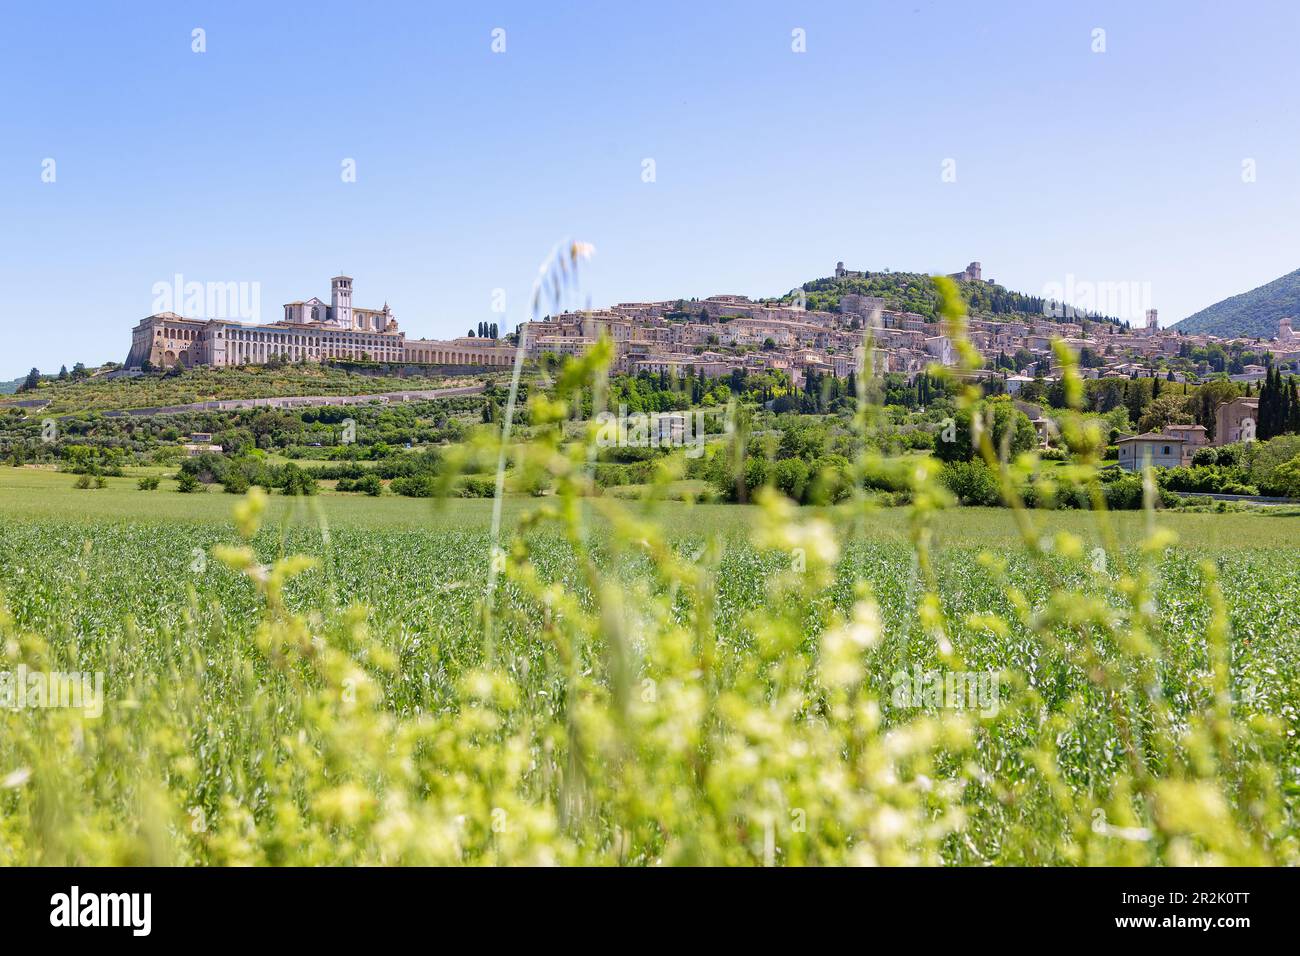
[2,0,1298,379]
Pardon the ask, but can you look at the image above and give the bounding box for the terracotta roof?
[1116,432,1186,443]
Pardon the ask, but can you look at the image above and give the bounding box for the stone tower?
[331,275,354,329]
[1279,317,1294,343]
[1145,308,1158,333]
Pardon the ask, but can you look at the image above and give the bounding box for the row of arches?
[406,347,511,366]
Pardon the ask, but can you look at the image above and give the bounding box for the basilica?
[125,275,512,369]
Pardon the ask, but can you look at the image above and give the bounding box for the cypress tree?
[1258,371,1270,440]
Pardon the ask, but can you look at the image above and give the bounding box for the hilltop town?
[94,262,1300,403]
[520,261,1300,392]
[8,260,1298,477]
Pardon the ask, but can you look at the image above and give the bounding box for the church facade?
[125,275,512,369]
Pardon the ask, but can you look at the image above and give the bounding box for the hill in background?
[1172,268,1300,339]
[0,379,20,395]
[788,270,1125,327]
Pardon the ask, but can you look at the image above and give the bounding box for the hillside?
[0,378,20,395]
[1173,267,1300,339]
[0,363,492,416]
[789,270,1123,326]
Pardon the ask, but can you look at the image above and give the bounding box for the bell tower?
[331,275,354,329]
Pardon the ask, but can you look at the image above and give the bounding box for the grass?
[4,465,1300,548]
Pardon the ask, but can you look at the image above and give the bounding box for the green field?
[5,465,1300,546]
[2,460,1299,865]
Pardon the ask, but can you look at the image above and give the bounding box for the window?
[1162,446,1170,455]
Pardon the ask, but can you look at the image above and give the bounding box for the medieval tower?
[331,275,354,329]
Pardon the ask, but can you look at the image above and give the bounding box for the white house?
[1116,432,1186,471]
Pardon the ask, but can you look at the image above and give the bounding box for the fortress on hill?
[125,275,513,370]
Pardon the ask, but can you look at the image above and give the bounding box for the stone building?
[126,275,513,369]
[1163,423,1207,464]
[1214,397,1259,446]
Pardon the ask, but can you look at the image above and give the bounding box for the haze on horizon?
[2,0,1298,379]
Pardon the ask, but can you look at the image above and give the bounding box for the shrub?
[279,463,318,496]
[1102,474,1145,510]
[939,460,1000,506]
[175,471,203,493]
[223,471,251,494]
[457,475,496,498]
[137,476,161,491]
[773,457,811,503]
[391,474,437,497]
[900,429,935,451]
[1158,465,1257,497]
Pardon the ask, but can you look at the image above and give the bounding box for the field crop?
[2,464,1299,864]
[2,285,1298,867]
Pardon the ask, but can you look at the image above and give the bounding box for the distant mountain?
[0,378,21,395]
[1172,268,1300,339]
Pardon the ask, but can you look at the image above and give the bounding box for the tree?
[19,368,40,392]
[1138,393,1193,434]
[1192,378,1239,442]
[58,365,68,381]
[1269,455,1300,497]
[1093,378,1125,413]
[933,401,1036,463]
[1259,366,1286,440]
[280,463,318,496]
[1125,378,1153,428]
